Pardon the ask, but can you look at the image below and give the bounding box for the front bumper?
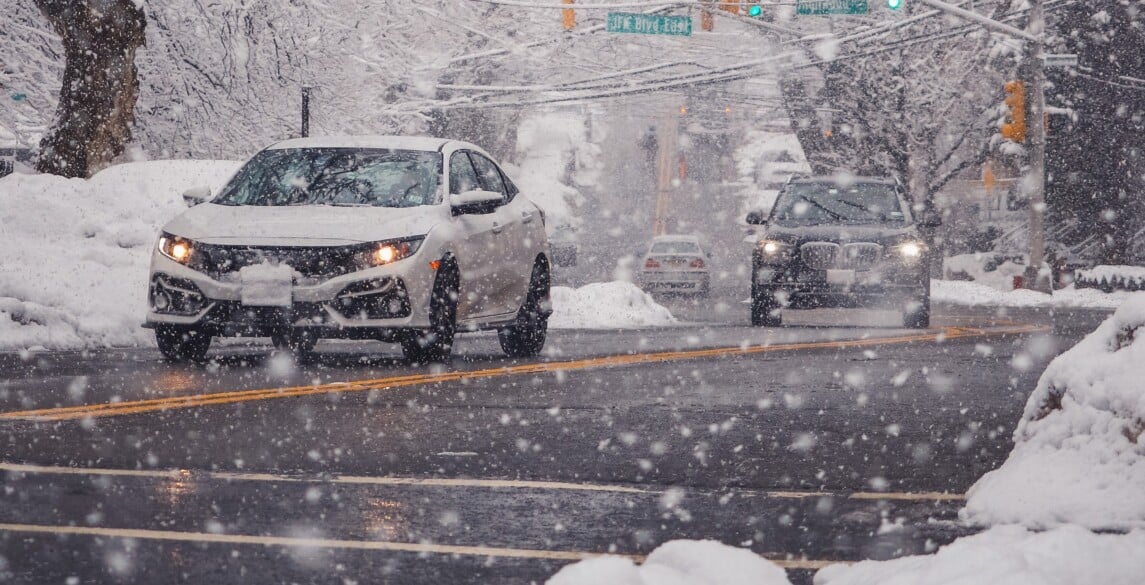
[144,251,436,337]
[753,258,927,309]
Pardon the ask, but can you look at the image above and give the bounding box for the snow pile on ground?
[931,280,1129,309]
[814,525,1145,585]
[510,111,602,230]
[0,160,241,349]
[961,294,1145,530]
[943,253,1027,290]
[548,282,677,329]
[548,540,791,585]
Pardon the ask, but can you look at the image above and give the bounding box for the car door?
[445,150,500,321]
[467,151,525,318]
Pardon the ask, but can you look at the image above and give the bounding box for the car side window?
[449,152,481,195]
[469,153,507,201]
[498,168,519,202]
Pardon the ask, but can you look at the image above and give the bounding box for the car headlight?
[356,237,424,270]
[897,241,926,259]
[157,232,195,264]
[758,239,788,256]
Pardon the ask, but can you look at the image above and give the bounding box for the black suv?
[746,176,937,328]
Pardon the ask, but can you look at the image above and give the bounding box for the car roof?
[788,175,897,185]
[266,135,477,153]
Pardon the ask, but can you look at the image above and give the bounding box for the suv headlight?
[757,239,790,261]
[157,232,195,264]
[896,241,926,259]
[355,236,424,270]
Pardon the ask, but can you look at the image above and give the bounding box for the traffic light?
[747,2,763,17]
[887,0,903,9]
[1001,80,1026,143]
[719,0,740,15]
[562,0,575,30]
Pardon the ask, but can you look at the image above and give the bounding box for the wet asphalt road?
[0,292,1111,585]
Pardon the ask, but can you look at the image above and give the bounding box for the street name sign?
[1042,54,1078,68]
[606,12,692,36]
[795,0,869,15]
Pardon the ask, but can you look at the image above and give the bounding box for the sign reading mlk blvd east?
[606,12,693,36]
[795,0,869,15]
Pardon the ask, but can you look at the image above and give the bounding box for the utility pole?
[653,107,680,236]
[1024,0,1050,292]
[301,86,312,138]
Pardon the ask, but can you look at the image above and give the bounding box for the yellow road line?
[0,462,963,501]
[0,522,852,570]
[0,323,1045,422]
[0,522,636,562]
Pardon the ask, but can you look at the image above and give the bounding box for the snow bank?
[943,253,1027,290]
[0,160,241,349]
[931,280,1128,309]
[814,525,1145,585]
[962,294,1145,530]
[548,282,677,329]
[548,540,791,585]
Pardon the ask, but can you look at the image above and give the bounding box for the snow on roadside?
[961,293,1145,530]
[548,282,677,329]
[931,279,1128,310]
[814,525,1145,585]
[548,539,791,585]
[0,160,241,350]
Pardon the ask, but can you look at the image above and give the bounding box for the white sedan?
[146,135,552,363]
[637,235,711,296]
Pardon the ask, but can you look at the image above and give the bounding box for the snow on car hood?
[161,202,443,246]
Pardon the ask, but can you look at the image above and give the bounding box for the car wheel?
[750,285,782,327]
[271,329,318,355]
[402,263,459,363]
[499,260,550,358]
[902,294,931,329]
[155,325,212,363]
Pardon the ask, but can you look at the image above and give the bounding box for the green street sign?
[606,12,692,36]
[796,0,869,15]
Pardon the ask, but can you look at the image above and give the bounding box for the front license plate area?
[240,264,294,307]
[826,269,856,285]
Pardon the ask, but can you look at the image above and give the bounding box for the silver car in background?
[637,235,711,296]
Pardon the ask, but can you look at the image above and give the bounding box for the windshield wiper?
[797,195,845,220]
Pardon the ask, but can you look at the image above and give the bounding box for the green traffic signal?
[748,4,763,17]
[887,0,902,9]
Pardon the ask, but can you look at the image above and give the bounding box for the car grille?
[190,244,368,279]
[800,242,882,270]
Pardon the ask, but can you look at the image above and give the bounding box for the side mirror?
[182,186,211,207]
[745,210,766,225]
[449,189,503,216]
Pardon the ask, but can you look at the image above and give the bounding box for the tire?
[499,260,550,358]
[271,329,318,355]
[902,294,931,329]
[155,325,212,363]
[750,285,782,327]
[402,263,459,363]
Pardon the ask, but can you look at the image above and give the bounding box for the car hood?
[162,203,443,246]
[764,223,919,245]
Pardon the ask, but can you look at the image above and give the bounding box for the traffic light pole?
[1025,0,1050,292]
[912,0,1049,291]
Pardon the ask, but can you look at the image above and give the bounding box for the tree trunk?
[34,0,146,178]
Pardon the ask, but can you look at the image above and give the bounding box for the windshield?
[772,182,907,225]
[214,148,442,207]
[650,241,701,254]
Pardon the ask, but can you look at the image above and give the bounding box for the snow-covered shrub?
[962,294,1145,530]
[1075,265,1145,292]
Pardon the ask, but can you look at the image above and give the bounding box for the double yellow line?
[0,323,1043,422]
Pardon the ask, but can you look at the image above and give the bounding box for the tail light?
[690,258,705,269]
[645,258,660,269]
